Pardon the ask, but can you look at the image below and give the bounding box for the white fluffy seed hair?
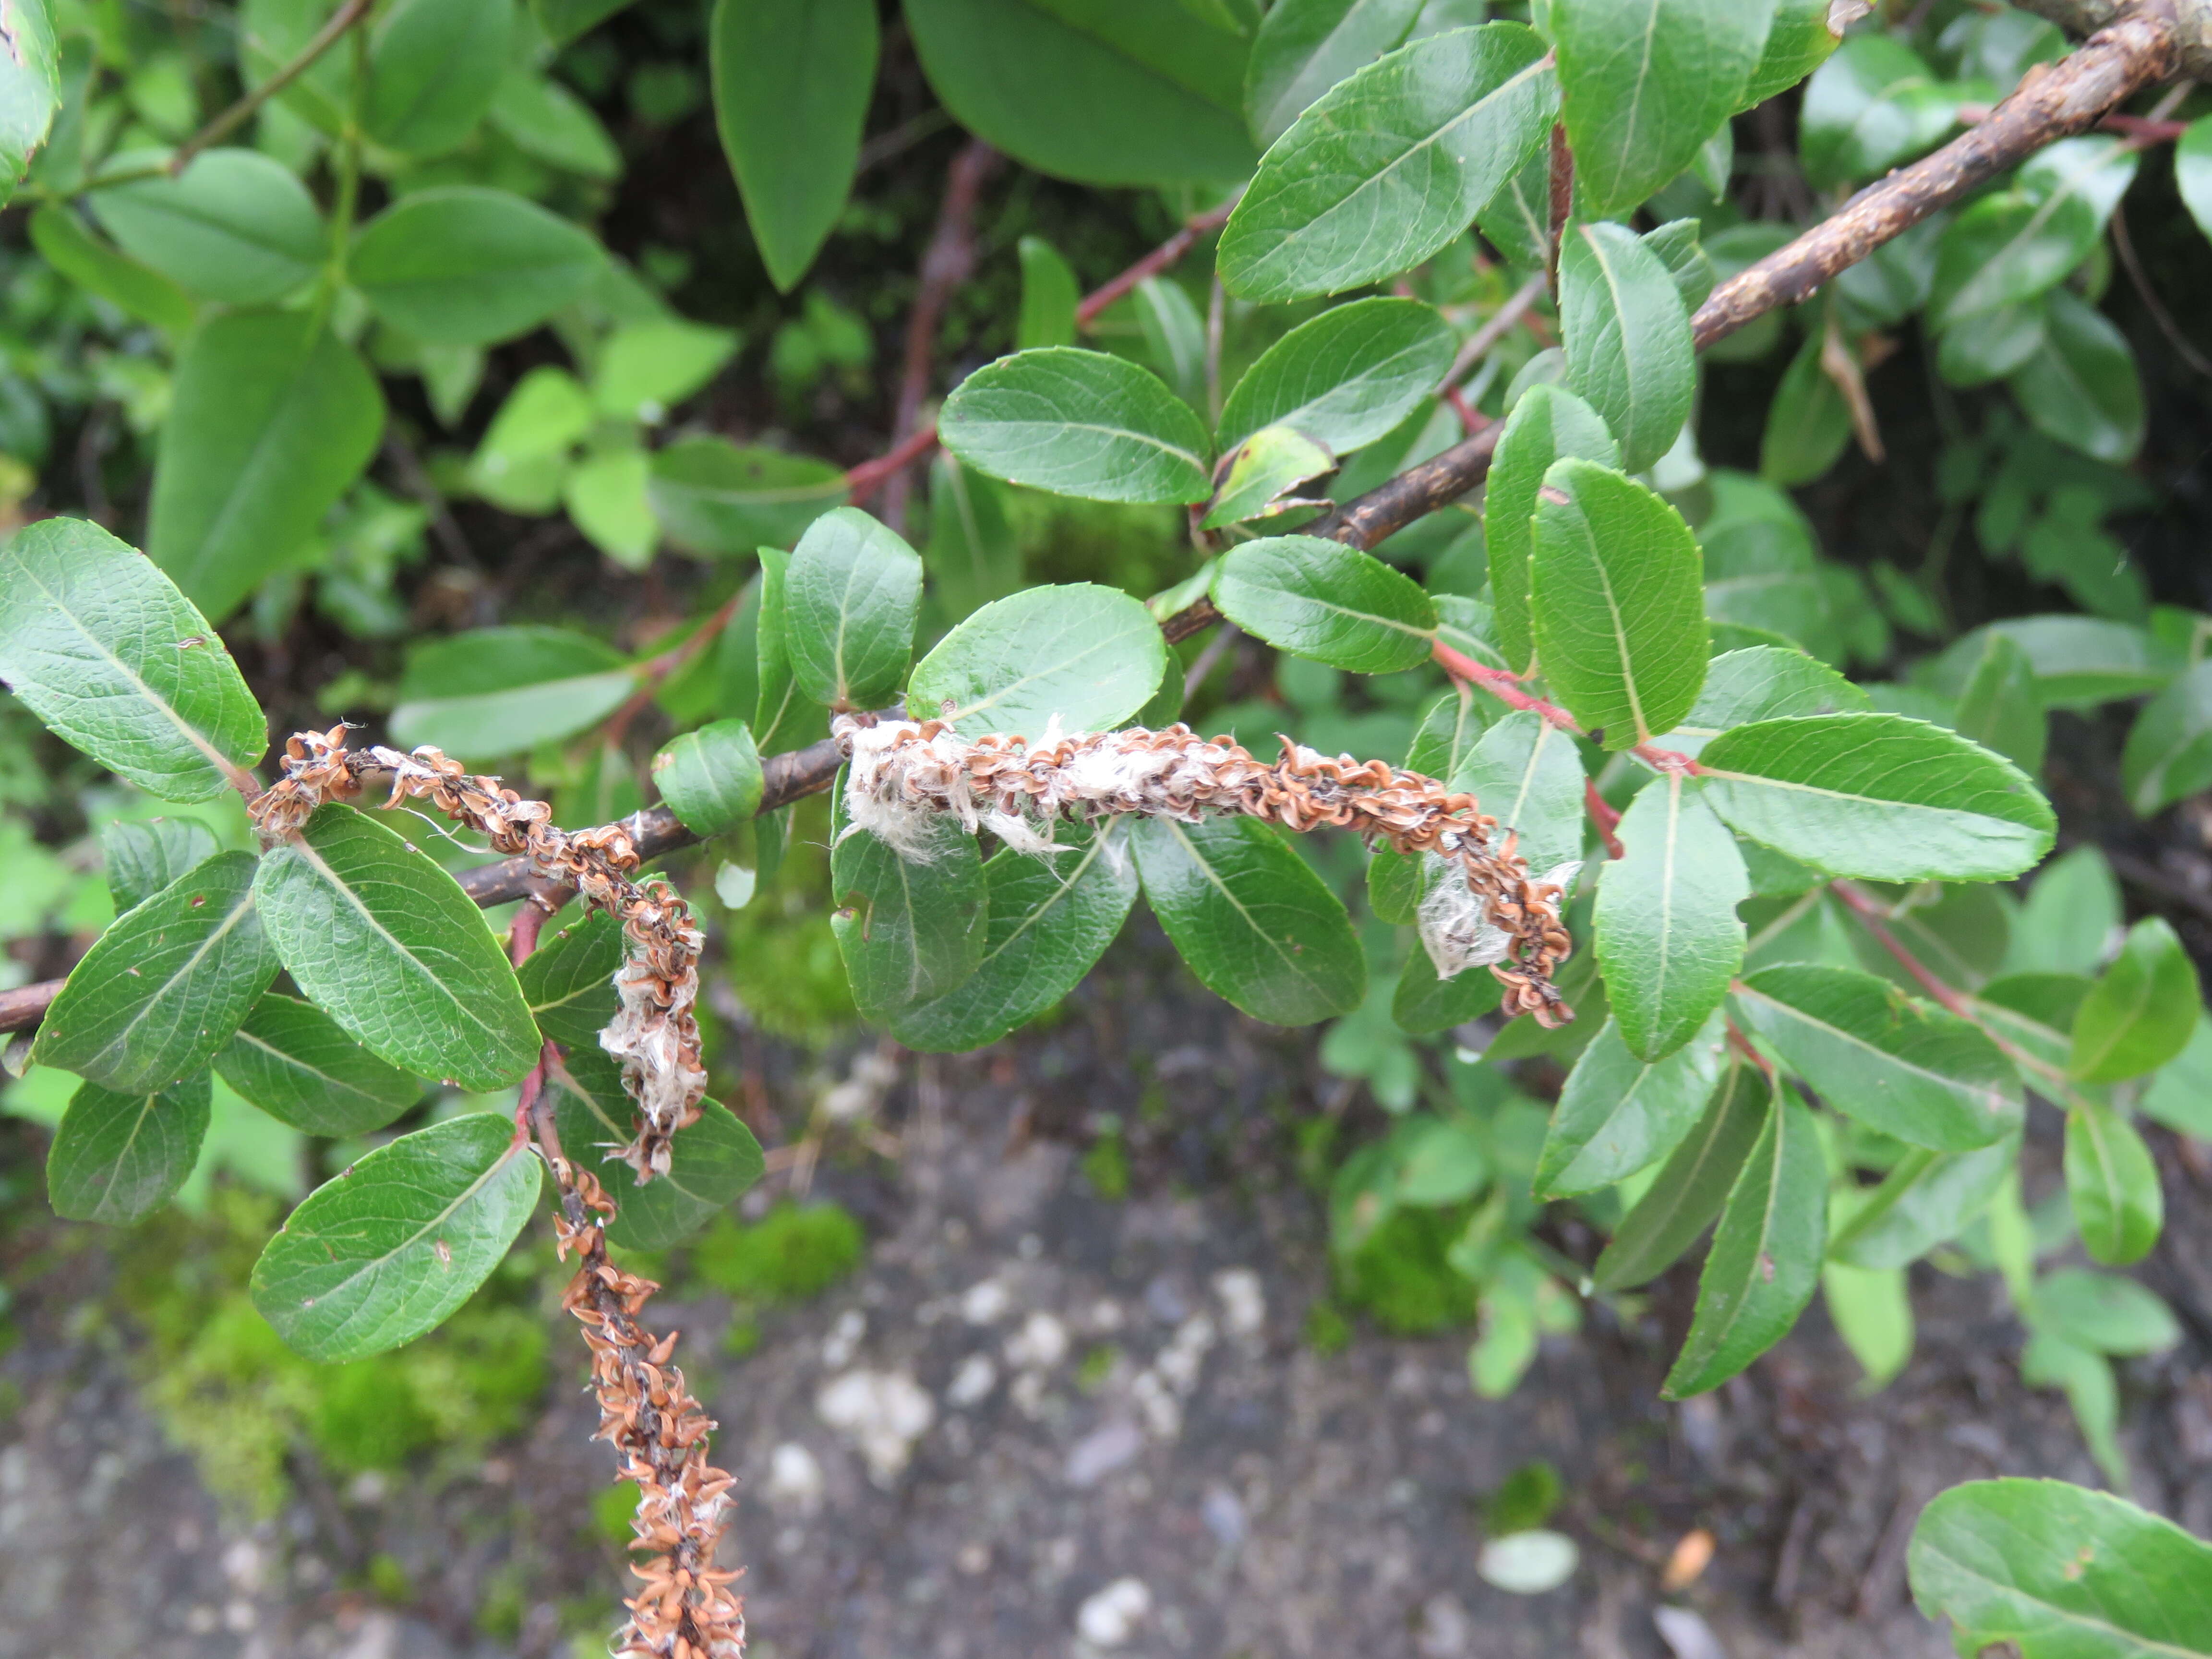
[1417,851,1580,980]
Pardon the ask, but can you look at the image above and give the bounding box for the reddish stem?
[1725,1017,1776,1083]
[1430,639,1701,776]
[1585,778,1624,860]
[1827,879,1976,1019]
[1442,384,1490,440]
[845,421,941,499]
[1075,197,1240,330]
[1953,102,2188,143]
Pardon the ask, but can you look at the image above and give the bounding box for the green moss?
[593,1479,642,1546]
[475,1564,528,1641]
[111,1187,551,1516]
[1488,1460,1565,1534]
[1334,1206,1481,1336]
[722,1318,760,1358]
[689,1200,864,1303]
[1303,1301,1352,1355]
[1080,1123,1130,1200]
[366,1552,413,1605]
[1075,1344,1119,1392]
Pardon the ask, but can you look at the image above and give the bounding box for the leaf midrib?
[1736,984,2003,1119]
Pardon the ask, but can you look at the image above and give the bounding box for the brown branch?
[844,421,940,501]
[1431,640,1697,776]
[1545,121,1573,301]
[1211,6,2182,569]
[882,139,1002,531]
[0,729,850,1038]
[599,589,745,750]
[1692,8,2176,349]
[1075,197,1240,330]
[1443,271,1550,389]
[173,0,376,175]
[1585,778,1624,859]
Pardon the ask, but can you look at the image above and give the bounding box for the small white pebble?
[961,1278,1011,1324]
[822,1308,866,1368]
[1212,1268,1265,1338]
[763,1442,824,1513]
[817,1370,935,1485]
[1076,1577,1152,1647]
[947,1353,998,1407]
[1005,1310,1069,1370]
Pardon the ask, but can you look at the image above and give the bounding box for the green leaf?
[351,187,605,347]
[939,347,1212,505]
[254,803,543,1091]
[390,625,634,762]
[1909,1479,2212,1658]
[32,850,277,1091]
[785,506,924,710]
[925,452,1023,623]
[1483,384,1618,675]
[1974,974,2092,1072]
[893,817,1141,1050]
[2008,289,2144,465]
[147,310,385,623]
[1662,1079,1825,1397]
[1559,220,1696,474]
[549,1047,762,1248]
[1732,964,2022,1151]
[903,0,1255,187]
[1391,943,1502,1033]
[2032,1268,2180,1358]
[830,805,988,1018]
[1536,1008,1728,1197]
[215,992,423,1136]
[1930,192,2098,328]
[1243,0,1423,148]
[1740,0,1841,106]
[1530,459,1707,747]
[251,1114,542,1362]
[752,546,816,754]
[533,0,634,46]
[2143,1014,2212,1140]
[1592,1060,1768,1291]
[2068,916,2197,1085]
[1129,814,1365,1025]
[1661,645,1869,759]
[0,0,60,205]
[1932,616,2174,710]
[1015,235,1079,351]
[2067,1097,2164,1267]
[516,910,624,1048]
[1758,329,1850,488]
[1199,425,1336,530]
[908,582,1168,736]
[652,718,763,837]
[1554,0,1774,216]
[1696,713,2055,882]
[1453,708,1587,876]
[47,1072,210,1225]
[566,452,654,567]
[592,320,740,423]
[88,148,324,304]
[2007,846,2120,978]
[27,203,198,335]
[466,366,589,512]
[1829,1137,2018,1269]
[2022,1330,2128,1485]
[1475,139,1553,273]
[647,436,847,556]
[1131,274,1207,405]
[2180,114,2212,243]
[1211,535,1436,673]
[488,66,622,178]
[1799,36,1956,190]
[1214,296,1456,454]
[1940,303,2050,387]
[2123,659,2212,814]
[0,517,264,800]
[1216,22,1556,303]
[101,817,219,914]
[1951,629,2047,775]
[364,0,510,156]
[710,0,876,290]
[1822,1259,1912,1390]
[1595,776,1747,1060]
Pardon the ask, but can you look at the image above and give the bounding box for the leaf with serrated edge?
[251,1113,542,1362]
[1732,964,2020,1151]
[47,1072,212,1225]
[1595,776,1746,1060]
[1662,1080,1825,1397]
[1593,1061,1768,1291]
[908,583,1168,738]
[1538,1009,1727,1197]
[1129,815,1365,1026]
[0,517,264,800]
[894,818,1140,1052]
[1211,535,1436,673]
[1485,384,1617,675]
[32,850,277,1092]
[1559,222,1695,473]
[939,348,1212,505]
[550,1047,762,1249]
[1530,459,1707,748]
[1218,23,1556,303]
[253,803,542,1090]
[215,993,422,1136]
[1697,713,2055,882]
[1215,296,1455,454]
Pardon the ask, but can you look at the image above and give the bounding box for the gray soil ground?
[6,926,2212,1659]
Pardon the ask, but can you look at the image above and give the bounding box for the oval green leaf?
[1559,221,1695,474]
[1211,535,1436,673]
[1484,383,1619,675]
[653,717,763,837]
[215,992,424,1136]
[786,506,924,710]
[1215,295,1456,454]
[516,910,624,1047]
[1592,1060,1768,1291]
[47,1072,212,1225]
[549,1046,763,1249]
[2065,1097,2163,1267]
[1594,776,1747,1061]
[391,625,636,762]
[908,581,1168,738]
[89,147,325,304]
[647,435,847,556]
[939,347,1212,505]
[351,187,606,347]
[1536,1009,1728,1198]
[2069,916,2200,1084]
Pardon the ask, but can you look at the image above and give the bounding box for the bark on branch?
[1296,2,2183,555]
